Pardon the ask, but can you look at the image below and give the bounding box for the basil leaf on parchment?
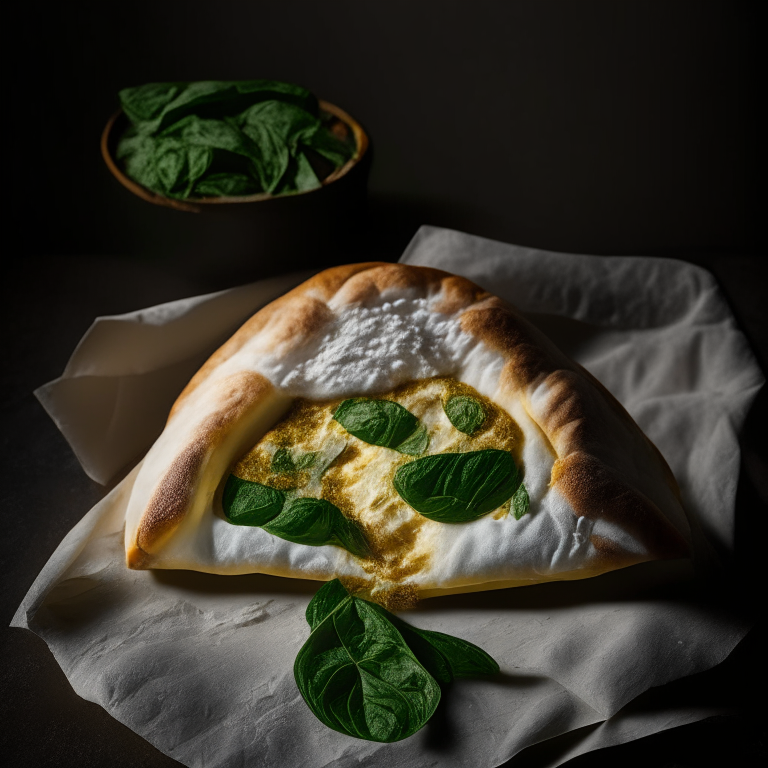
[444,395,486,435]
[222,475,285,526]
[222,477,368,557]
[512,482,530,520]
[296,595,439,742]
[264,497,370,559]
[333,399,430,455]
[305,578,350,631]
[295,580,498,743]
[380,610,500,683]
[393,449,521,523]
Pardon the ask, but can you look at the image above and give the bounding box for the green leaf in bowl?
[116,80,354,200]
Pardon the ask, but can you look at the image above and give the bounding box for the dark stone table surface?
[4,2,765,765]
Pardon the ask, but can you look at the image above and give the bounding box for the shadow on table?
[150,557,702,614]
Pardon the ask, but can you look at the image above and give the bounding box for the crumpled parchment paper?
[13,226,764,767]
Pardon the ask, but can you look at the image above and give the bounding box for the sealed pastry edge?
[124,262,690,595]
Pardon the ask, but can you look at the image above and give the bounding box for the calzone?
[124,263,689,606]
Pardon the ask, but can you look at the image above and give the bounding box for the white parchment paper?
[13,227,764,767]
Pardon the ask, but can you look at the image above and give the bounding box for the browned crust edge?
[460,296,688,565]
[128,371,275,566]
[169,263,479,418]
[169,263,384,419]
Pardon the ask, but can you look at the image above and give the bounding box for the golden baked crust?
[124,262,688,591]
[460,297,687,565]
[128,371,278,566]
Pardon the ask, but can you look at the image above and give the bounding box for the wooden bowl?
[101,100,370,213]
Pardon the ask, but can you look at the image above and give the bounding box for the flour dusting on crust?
[259,297,475,398]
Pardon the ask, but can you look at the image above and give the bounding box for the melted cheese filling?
[229,377,524,595]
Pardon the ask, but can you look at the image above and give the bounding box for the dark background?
[3,1,766,766]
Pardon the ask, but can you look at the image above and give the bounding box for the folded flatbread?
[124,263,689,605]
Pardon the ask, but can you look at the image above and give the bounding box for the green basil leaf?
[166,113,289,195]
[193,172,259,197]
[299,120,355,166]
[444,395,486,434]
[295,593,440,742]
[305,579,350,631]
[271,447,296,473]
[393,449,521,523]
[236,103,296,192]
[363,602,499,683]
[119,80,316,135]
[118,81,184,125]
[264,497,370,558]
[331,515,371,559]
[222,475,285,526]
[223,478,367,557]
[512,482,530,520]
[394,623,500,681]
[333,398,429,454]
[292,151,323,193]
[271,448,319,473]
[117,132,214,199]
[334,398,417,447]
[395,424,430,456]
[295,451,319,470]
[117,80,350,200]
[296,580,500,741]
[187,144,213,185]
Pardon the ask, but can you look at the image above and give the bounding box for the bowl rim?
[101,99,370,213]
